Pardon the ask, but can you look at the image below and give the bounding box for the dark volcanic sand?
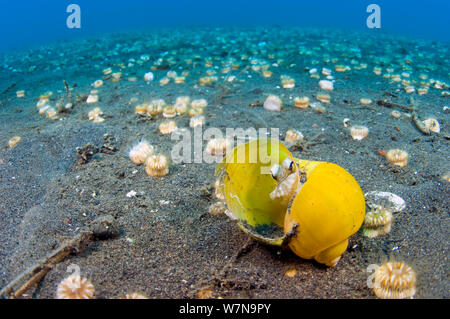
[0,27,448,299]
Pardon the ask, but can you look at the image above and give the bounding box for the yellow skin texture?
[285,161,366,266]
[216,138,366,266]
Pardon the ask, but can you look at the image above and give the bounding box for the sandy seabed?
[0,27,448,299]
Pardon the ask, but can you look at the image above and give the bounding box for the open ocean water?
[0,0,448,301]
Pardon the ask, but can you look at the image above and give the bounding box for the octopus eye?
[270,164,281,180]
[282,157,294,171]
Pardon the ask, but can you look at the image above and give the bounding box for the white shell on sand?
[365,191,406,212]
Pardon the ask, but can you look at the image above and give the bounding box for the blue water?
[1,0,449,52]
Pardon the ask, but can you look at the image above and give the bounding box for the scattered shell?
[281,75,295,88]
[263,95,282,111]
[373,262,416,299]
[129,140,154,165]
[56,275,95,299]
[197,287,214,299]
[92,80,103,88]
[86,94,99,104]
[199,76,218,86]
[159,120,178,135]
[364,191,406,213]
[404,86,415,94]
[36,99,48,108]
[373,67,382,75]
[144,72,154,82]
[88,108,101,120]
[385,149,408,167]
[284,129,304,144]
[285,269,297,278]
[159,77,170,85]
[126,190,137,198]
[321,68,331,76]
[167,71,177,78]
[422,118,440,133]
[391,110,402,119]
[360,98,372,105]
[417,88,428,95]
[88,107,104,122]
[363,208,393,238]
[45,107,58,119]
[391,74,401,82]
[8,136,22,148]
[335,65,350,72]
[38,105,50,114]
[262,70,273,78]
[350,125,369,140]
[135,103,148,115]
[294,96,309,109]
[112,72,122,81]
[145,154,169,177]
[316,93,330,103]
[206,138,232,156]
[162,106,177,118]
[174,76,185,84]
[318,80,334,91]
